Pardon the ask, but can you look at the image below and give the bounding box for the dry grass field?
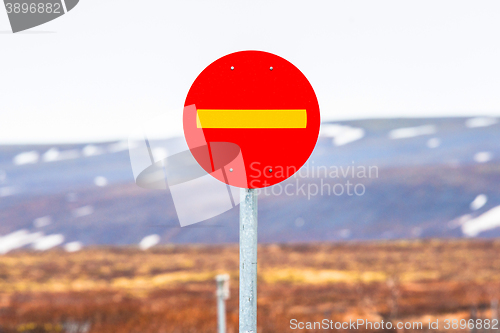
[1,240,500,333]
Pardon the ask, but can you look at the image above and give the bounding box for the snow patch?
[388,125,436,139]
[42,148,59,162]
[94,176,108,187]
[33,216,52,228]
[470,194,488,211]
[462,206,500,237]
[82,145,105,157]
[32,234,64,251]
[139,234,160,250]
[465,117,498,128]
[320,124,365,146]
[0,230,43,254]
[42,148,79,162]
[72,205,94,218]
[64,241,83,252]
[427,138,441,149]
[474,152,492,163]
[13,151,39,165]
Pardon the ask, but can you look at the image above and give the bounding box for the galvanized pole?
[216,274,230,333]
[239,188,258,333]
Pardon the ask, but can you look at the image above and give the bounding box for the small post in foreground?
[239,188,258,333]
[216,274,230,333]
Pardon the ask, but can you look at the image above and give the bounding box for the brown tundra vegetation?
[1,239,500,333]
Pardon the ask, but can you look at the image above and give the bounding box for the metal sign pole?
[239,188,258,333]
[216,274,230,333]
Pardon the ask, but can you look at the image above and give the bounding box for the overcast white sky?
[1,1,500,144]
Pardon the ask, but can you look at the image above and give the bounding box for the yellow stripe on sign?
[196,109,307,129]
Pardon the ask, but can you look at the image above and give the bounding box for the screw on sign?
[183,51,320,333]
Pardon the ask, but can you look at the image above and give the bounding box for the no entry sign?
[184,51,320,189]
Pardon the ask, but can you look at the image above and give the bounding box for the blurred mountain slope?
[0,117,499,247]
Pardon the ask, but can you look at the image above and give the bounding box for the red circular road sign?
[183,51,320,189]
